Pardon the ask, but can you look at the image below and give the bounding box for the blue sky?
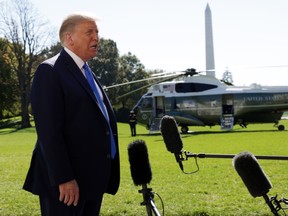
[30,0,288,86]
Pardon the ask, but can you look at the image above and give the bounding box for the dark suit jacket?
[23,49,120,200]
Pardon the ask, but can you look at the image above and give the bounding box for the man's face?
[67,20,99,62]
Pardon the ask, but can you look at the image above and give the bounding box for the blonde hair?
[59,12,99,45]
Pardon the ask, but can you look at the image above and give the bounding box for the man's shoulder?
[42,53,61,67]
[42,48,71,66]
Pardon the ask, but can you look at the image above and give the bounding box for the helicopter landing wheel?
[181,126,189,134]
[278,125,285,131]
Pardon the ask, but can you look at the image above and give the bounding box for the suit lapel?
[59,50,116,126]
[60,50,100,105]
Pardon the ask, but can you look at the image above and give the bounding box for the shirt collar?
[64,47,85,70]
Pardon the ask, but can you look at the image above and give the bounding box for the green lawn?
[0,121,288,216]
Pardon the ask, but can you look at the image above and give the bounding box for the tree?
[0,0,55,128]
[41,42,62,59]
[116,52,149,109]
[89,38,119,104]
[89,38,119,86]
[0,38,18,119]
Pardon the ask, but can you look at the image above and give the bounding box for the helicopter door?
[154,96,165,118]
[149,96,165,133]
[221,94,234,130]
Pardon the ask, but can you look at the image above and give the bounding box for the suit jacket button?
[107,154,111,159]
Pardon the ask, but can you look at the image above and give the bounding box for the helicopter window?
[141,97,152,109]
[176,99,196,109]
[175,83,217,93]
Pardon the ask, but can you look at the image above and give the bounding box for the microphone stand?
[270,194,288,215]
[263,194,279,216]
[184,152,288,160]
[182,151,288,215]
[139,184,161,216]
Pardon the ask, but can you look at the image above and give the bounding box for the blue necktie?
[83,63,116,159]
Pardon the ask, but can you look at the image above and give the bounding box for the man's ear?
[65,33,73,46]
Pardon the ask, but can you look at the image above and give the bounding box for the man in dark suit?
[23,12,120,216]
[128,110,137,136]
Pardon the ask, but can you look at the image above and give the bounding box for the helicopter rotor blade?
[117,83,153,100]
[116,72,184,100]
[104,72,182,90]
[105,67,206,91]
[150,70,185,77]
[198,68,216,73]
[151,68,208,77]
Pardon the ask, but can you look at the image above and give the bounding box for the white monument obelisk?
[205,3,215,77]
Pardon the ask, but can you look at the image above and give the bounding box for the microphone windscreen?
[233,151,272,197]
[160,115,183,153]
[128,140,152,186]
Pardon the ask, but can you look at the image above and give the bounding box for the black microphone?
[160,115,184,171]
[233,151,272,198]
[128,140,162,216]
[233,151,279,215]
[128,139,152,186]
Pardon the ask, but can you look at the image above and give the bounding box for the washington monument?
[205,3,215,77]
